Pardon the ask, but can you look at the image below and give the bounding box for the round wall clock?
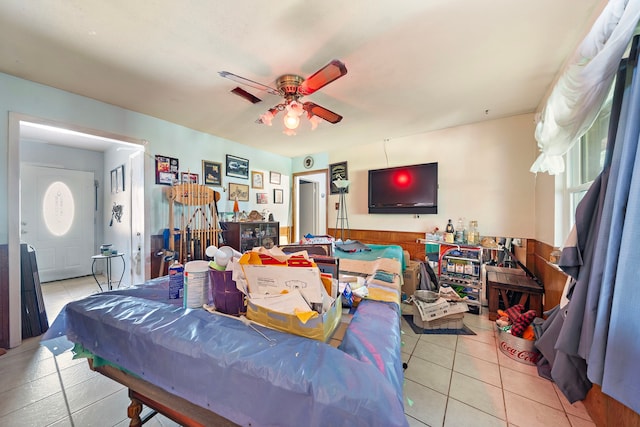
[303,156,314,169]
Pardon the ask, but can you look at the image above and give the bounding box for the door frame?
[291,169,329,244]
[7,112,146,348]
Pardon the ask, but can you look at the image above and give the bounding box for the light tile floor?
[0,277,596,427]
[401,311,596,427]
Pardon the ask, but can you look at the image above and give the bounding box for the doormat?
[403,315,476,335]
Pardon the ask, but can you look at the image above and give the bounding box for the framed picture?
[226,154,249,179]
[181,172,199,184]
[155,155,179,185]
[329,161,348,194]
[110,169,117,194]
[274,188,284,204]
[116,164,125,192]
[269,171,281,185]
[251,171,264,189]
[228,182,249,201]
[202,160,222,186]
[256,192,268,204]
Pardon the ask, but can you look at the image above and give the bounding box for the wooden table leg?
[128,395,143,427]
[488,286,499,321]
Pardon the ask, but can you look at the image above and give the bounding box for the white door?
[299,180,318,237]
[21,165,95,282]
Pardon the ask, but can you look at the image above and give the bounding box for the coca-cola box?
[496,327,541,366]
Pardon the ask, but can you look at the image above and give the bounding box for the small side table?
[92,252,125,291]
[485,265,544,321]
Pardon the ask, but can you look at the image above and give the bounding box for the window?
[43,181,75,236]
[564,85,613,232]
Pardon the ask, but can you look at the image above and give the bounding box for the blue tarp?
[41,276,407,427]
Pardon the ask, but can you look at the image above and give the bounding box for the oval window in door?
[43,181,75,236]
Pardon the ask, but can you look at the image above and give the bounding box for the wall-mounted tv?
[368,162,438,214]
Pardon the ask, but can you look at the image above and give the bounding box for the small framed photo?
[229,182,250,201]
[202,160,222,186]
[274,188,284,204]
[329,161,348,194]
[110,169,117,194]
[257,192,268,204]
[180,172,199,184]
[155,155,179,185]
[226,154,249,179]
[117,165,125,192]
[270,171,281,185]
[251,171,264,189]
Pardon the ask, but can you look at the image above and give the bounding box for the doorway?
[6,113,146,348]
[292,170,328,243]
[21,165,95,282]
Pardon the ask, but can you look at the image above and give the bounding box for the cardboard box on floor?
[413,311,465,330]
[402,260,421,297]
[413,297,468,324]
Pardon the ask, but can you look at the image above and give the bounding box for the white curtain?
[530,0,640,175]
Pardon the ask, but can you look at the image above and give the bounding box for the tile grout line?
[53,356,75,427]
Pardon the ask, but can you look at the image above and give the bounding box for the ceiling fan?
[219,60,347,135]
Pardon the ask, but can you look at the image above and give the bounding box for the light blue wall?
[0,72,293,243]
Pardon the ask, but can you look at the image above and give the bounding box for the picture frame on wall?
[228,182,250,201]
[269,171,281,185]
[116,164,125,192]
[257,192,268,204]
[226,155,249,179]
[202,160,222,186]
[251,171,264,189]
[110,169,117,194]
[274,188,283,204]
[329,161,348,194]
[180,172,199,184]
[155,155,179,185]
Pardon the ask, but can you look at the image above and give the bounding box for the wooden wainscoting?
[0,244,9,349]
[327,228,426,260]
[531,240,568,311]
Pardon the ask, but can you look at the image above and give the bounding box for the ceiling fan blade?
[231,87,262,104]
[298,60,348,95]
[303,102,343,124]
[218,71,279,96]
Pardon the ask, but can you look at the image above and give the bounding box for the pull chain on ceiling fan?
[219,60,347,135]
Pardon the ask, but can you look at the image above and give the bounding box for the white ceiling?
[0,1,604,157]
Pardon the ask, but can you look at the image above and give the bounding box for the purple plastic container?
[209,269,246,316]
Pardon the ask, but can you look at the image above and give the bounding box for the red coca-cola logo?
[500,340,540,364]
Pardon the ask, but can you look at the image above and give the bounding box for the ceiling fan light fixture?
[308,115,322,130]
[283,112,300,130]
[286,100,304,117]
[259,110,274,126]
[221,60,347,135]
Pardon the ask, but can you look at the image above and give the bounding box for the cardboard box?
[246,295,342,342]
[402,260,421,297]
[413,312,465,330]
[413,297,468,322]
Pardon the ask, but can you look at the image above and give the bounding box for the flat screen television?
[368,162,438,214]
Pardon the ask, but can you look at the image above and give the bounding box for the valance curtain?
[530,0,640,175]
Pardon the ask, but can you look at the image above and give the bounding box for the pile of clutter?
[495,303,536,340]
[410,289,469,330]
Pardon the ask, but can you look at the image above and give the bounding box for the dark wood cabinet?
[220,221,279,253]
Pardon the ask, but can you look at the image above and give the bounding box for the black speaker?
[21,244,49,338]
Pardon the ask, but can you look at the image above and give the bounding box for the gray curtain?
[539,36,640,413]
